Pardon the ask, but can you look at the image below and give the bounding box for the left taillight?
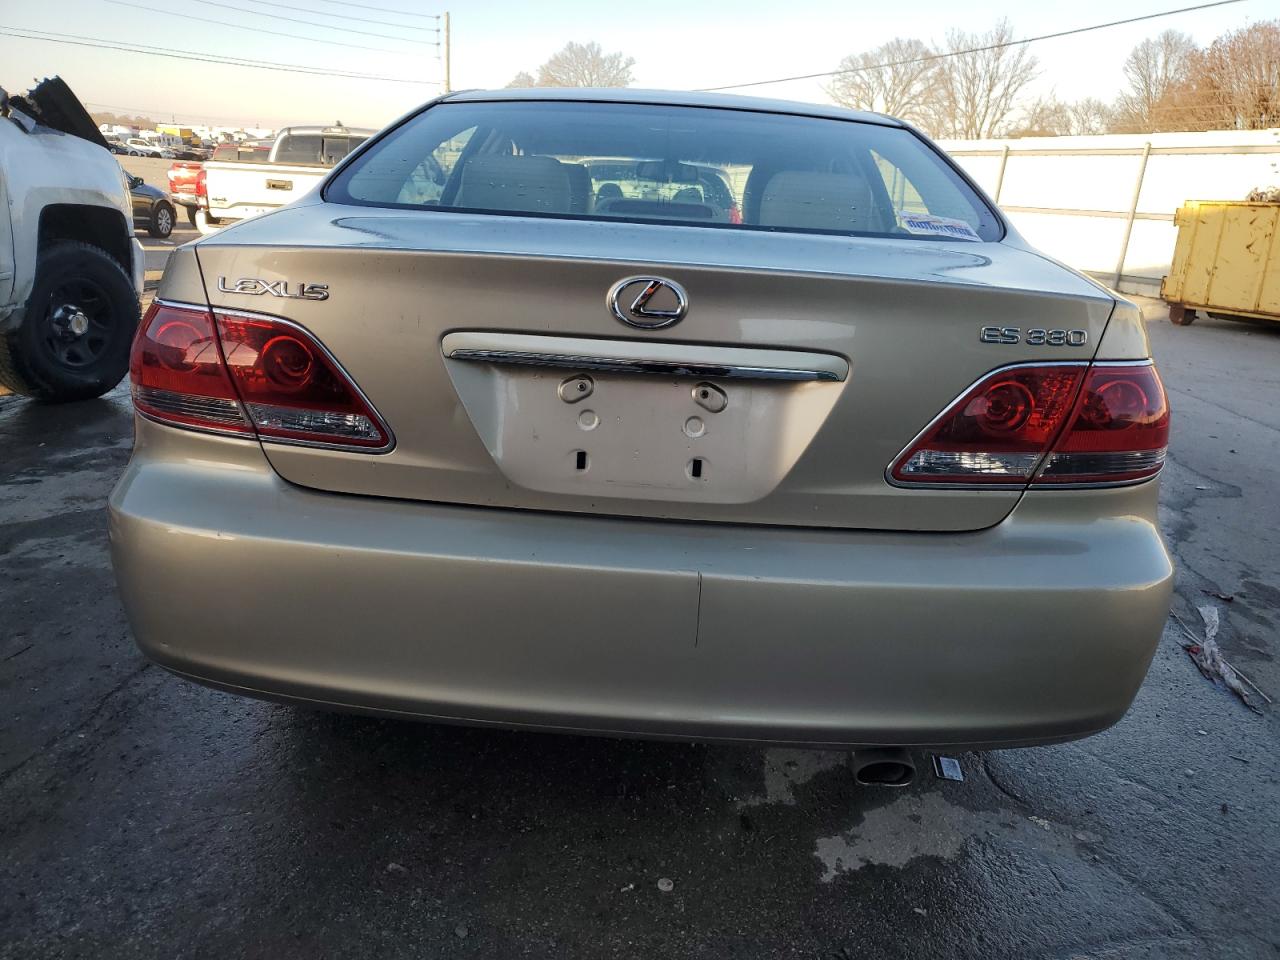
[130,302,392,451]
[130,302,252,435]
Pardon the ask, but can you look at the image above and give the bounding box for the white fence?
[938,129,1280,296]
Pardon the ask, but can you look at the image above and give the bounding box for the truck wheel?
[194,209,222,235]
[1168,304,1195,326]
[185,205,198,226]
[0,241,140,403]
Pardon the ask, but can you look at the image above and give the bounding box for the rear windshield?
[326,101,1001,241]
[277,133,368,166]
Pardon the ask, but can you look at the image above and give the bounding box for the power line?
[244,0,439,31]
[188,0,436,43]
[310,0,439,18]
[104,0,405,52]
[698,0,1248,92]
[0,27,436,83]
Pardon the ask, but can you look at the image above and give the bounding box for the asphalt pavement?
[1,300,1277,959]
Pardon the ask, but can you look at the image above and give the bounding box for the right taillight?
[195,168,207,198]
[1036,363,1169,484]
[890,361,1168,487]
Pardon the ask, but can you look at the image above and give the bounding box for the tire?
[1168,303,1195,326]
[0,241,140,403]
[194,208,223,235]
[148,201,175,239]
[185,205,198,227]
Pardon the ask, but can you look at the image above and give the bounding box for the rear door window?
[321,136,367,165]
[328,101,1001,241]
[275,134,322,164]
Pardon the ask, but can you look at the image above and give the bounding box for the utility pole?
[442,11,451,93]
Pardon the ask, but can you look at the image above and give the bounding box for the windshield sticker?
[897,211,982,242]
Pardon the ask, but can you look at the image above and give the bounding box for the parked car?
[105,136,128,155]
[124,137,162,157]
[126,174,175,238]
[0,77,143,402]
[196,123,372,233]
[111,90,1172,778]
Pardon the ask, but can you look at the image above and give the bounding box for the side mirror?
[128,175,143,189]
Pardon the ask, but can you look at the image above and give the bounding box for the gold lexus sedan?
[109,90,1172,774]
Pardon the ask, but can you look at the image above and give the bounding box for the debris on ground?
[1171,608,1270,712]
[619,883,635,893]
[657,877,674,892]
[385,862,408,877]
[454,923,469,939]
[932,755,964,781]
[912,907,928,917]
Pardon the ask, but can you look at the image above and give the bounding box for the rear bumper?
[108,426,1173,750]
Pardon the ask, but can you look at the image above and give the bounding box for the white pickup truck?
[197,123,373,233]
[0,77,144,402]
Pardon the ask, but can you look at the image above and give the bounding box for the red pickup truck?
[166,161,202,225]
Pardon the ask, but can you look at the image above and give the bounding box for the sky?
[0,0,1268,130]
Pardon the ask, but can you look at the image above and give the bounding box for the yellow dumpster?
[1162,201,1280,326]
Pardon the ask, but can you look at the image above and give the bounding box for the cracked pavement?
[1,305,1277,959]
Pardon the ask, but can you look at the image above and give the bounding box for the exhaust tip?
[851,748,916,787]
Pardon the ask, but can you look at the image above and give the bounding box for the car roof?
[442,88,903,128]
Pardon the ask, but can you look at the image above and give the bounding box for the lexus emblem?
[608,276,688,329]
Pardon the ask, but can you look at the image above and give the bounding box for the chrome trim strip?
[152,298,397,454]
[447,348,842,382]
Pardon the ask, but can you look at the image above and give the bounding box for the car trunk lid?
[192,203,1114,532]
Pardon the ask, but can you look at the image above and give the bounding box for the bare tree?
[1183,20,1280,130]
[506,71,536,89]
[827,38,942,127]
[1113,30,1197,131]
[933,20,1038,138]
[1064,97,1113,135]
[1006,95,1072,137]
[533,41,635,88]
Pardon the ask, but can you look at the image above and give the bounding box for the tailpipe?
[851,748,915,787]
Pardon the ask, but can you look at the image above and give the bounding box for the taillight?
[890,362,1168,487]
[130,302,392,451]
[1036,364,1169,484]
[130,302,252,434]
[195,168,207,198]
